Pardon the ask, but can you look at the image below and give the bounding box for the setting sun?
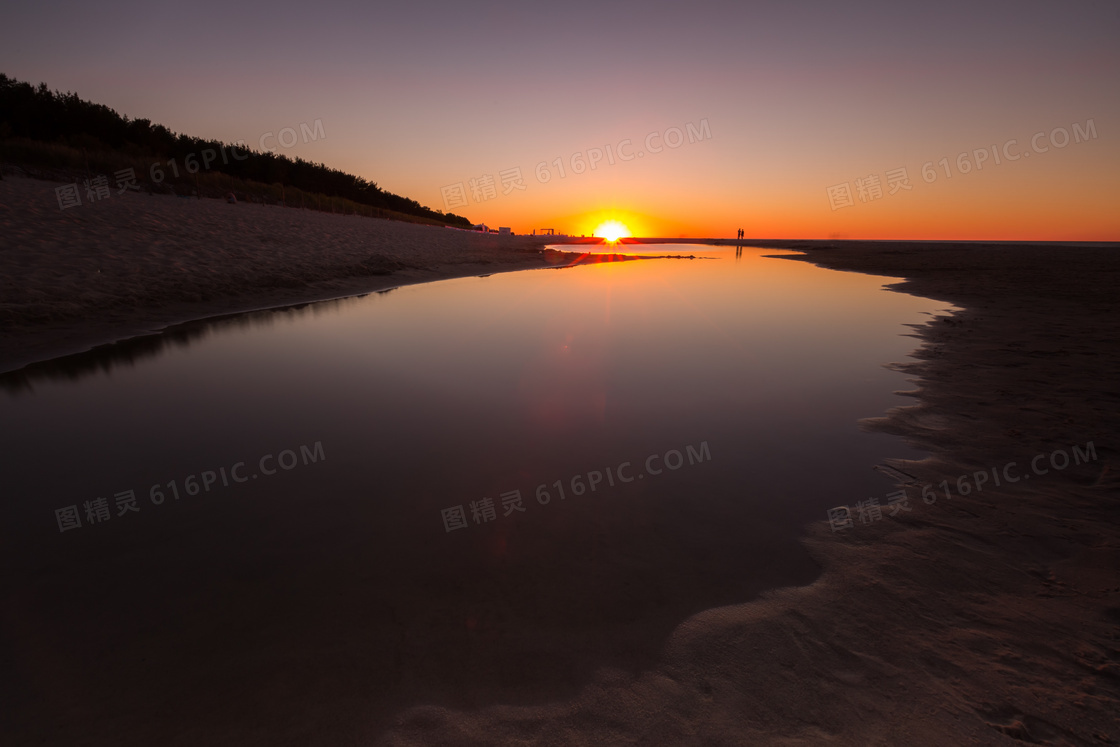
[594,221,631,242]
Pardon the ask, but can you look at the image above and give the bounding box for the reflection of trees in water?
[1,294,370,394]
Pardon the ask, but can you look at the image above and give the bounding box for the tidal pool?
[0,245,949,739]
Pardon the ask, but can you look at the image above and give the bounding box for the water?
[0,245,948,737]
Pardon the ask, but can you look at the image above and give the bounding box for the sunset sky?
[2,0,1117,239]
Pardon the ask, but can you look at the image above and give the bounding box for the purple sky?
[3,0,1117,237]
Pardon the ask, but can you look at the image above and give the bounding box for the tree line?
[0,73,472,226]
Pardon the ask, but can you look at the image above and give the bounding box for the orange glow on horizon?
[444,141,1118,242]
[593,221,631,242]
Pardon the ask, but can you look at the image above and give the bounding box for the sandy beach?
[2,174,1119,744]
[0,176,610,373]
[375,242,1120,745]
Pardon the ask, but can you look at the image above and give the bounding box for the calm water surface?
[0,245,948,738]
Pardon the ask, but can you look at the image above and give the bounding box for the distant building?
[498,227,511,235]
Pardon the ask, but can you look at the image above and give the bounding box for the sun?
[593,220,631,242]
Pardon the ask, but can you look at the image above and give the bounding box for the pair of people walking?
[736,228,744,240]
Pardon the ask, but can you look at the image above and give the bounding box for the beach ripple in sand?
[0,176,553,369]
[0,176,550,325]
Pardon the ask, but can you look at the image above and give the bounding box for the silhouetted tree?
[0,73,471,226]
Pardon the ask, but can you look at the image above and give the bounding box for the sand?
[2,175,1118,743]
[0,176,607,373]
[374,243,1120,745]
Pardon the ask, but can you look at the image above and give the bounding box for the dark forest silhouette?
[0,73,471,227]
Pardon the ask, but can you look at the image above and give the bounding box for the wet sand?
[0,176,606,373]
[3,175,1118,743]
[378,241,1120,744]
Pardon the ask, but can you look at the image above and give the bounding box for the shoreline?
[0,259,560,377]
[3,170,1118,741]
[1,175,614,374]
[4,173,1112,376]
[380,242,1120,744]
